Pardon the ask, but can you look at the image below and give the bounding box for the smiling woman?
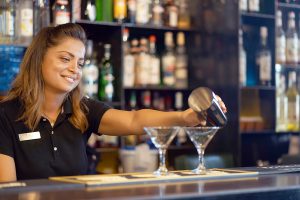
[0,23,227,182]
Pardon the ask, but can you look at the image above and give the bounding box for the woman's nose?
[69,60,80,73]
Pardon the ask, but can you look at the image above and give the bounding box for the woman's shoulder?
[81,97,111,110]
[0,97,22,110]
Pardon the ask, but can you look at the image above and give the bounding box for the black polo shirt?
[0,97,111,180]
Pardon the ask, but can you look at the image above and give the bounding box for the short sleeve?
[83,98,111,135]
[0,107,14,157]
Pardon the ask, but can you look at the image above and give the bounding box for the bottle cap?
[260,26,268,37]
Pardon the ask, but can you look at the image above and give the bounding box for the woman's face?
[42,37,85,95]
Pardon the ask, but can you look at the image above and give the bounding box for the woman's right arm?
[0,154,16,182]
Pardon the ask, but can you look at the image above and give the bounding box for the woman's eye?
[78,63,84,68]
[61,57,70,62]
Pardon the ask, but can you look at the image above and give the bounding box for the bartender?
[0,23,227,182]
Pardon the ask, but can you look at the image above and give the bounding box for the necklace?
[42,108,61,126]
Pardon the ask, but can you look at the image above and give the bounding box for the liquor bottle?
[85,0,96,21]
[82,40,99,99]
[149,35,161,85]
[141,90,151,108]
[123,28,135,87]
[151,0,164,26]
[256,26,271,86]
[164,0,178,27]
[18,0,33,45]
[162,31,176,86]
[114,0,127,23]
[52,0,70,26]
[286,71,300,131]
[239,29,247,86]
[127,0,136,23]
[129,91,137,110]
[96,0,113,22]
[276,10,286,65]
[99,44,114,102]
[248,0,260,12]
[136,0,150,24]
[2,0,16,43]
[130,38,140,86]
[72,0,81,22]
[177,0,190,29]
[175,32,188,88]
[276,72,287,132]
[174,91,187,145]
[136,38,150,86]
[286,11,298,65]
[33,0,50,36]
[239,0,248,11]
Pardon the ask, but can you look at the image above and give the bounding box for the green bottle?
[99,44,114,101]
[96,0,113,22]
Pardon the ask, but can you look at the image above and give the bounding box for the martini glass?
[144,126,181,176]
[183,127,220,175]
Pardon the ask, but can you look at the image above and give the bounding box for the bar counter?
[1,169,300,200]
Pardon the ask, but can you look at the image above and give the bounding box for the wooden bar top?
[1,168,300,200]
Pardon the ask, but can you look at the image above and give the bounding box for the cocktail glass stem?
[194,146,206,174]
[154,148,168,175]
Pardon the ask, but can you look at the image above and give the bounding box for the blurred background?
[1,0,299,174]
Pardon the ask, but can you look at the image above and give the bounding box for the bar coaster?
[49,169,258,187]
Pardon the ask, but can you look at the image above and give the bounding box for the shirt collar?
[62,98,73,115]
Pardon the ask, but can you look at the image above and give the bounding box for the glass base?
[192,166,208,175]
[153,167,171,176]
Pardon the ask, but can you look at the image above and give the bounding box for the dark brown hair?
[3,23,88,132]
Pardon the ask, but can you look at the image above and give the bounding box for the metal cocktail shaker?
[188,87,227,127]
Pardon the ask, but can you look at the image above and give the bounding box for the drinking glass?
[144,126,181,176]
[183,127,220,174]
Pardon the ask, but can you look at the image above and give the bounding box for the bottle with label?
[114,0,127,23]
[99,44,114,102]
[286,71,300,131]
[162,31,176,86]
[130,39,140,86]
[52,0,70,26]
[177,0,190,29]
[96,0,113,22]
[141,90,151,108]
[286,11,298,65]
[276,72,287,132]
[127,0,136,23]
[85,0,96,21]
[18,0,33,45]
[123,28,135,87]
[248,0,260,12]
[2,0,16,44]
[239,0,248,11]
[239,29,247,86]
[256,26,272,86]
[149,35,161,85]
[164,0,178,27]
[276,10,286,65]
[151,0,164,26]
[82,40,99,99]
[135,0,150,24]
[175,32,188,88]
[72,0,81,22]
[33,0,50,36]
[136,38,150,86]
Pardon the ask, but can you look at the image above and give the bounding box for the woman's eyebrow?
[57,51,85,61]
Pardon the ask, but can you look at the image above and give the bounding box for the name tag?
[18,131,41,141]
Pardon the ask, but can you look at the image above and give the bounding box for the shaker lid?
[188,87,213,112]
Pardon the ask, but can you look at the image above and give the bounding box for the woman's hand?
[182,95,227,127]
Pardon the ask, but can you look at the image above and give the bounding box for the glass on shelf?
[144,126,180,176]
[183,126,220,174]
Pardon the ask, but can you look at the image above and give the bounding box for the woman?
[0,23,226,182]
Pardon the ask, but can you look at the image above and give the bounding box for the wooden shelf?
[241,12,275,20]
[124,86,190,91]
[240,86,276,91]
[278,2,300,9]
